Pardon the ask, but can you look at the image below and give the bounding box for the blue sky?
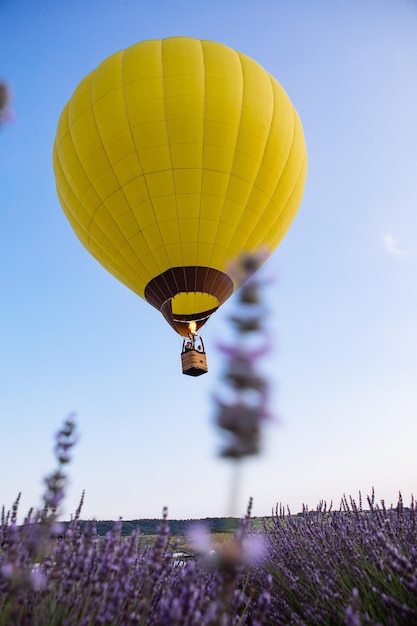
[1,0,416,521]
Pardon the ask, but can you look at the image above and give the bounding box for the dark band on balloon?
[144,266,234,335]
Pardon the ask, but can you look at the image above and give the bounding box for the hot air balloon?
[53,37,307,376]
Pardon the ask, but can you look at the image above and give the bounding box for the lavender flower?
[247,491,417,625]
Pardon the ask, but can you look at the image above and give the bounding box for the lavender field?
[0,417,416,625]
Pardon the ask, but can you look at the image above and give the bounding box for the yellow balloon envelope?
[53,37,307,344]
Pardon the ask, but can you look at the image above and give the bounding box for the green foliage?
[59,517,240,537]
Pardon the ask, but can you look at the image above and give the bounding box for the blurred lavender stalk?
[214,254,271,515]
[0,417,78,623]
[0,81,12,127]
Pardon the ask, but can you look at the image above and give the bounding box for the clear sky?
[1,0,416,522]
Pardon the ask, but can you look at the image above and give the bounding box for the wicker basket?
[181,349,208,376]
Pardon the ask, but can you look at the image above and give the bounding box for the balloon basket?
[181,335,208,376]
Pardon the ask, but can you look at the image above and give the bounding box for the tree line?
[59,517,241,537]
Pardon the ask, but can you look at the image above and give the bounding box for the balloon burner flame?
[188,320,197,335]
